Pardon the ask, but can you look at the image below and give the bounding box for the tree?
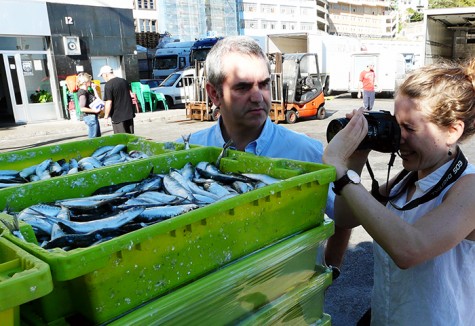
[429,0,475,9]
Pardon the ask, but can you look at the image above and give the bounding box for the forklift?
[269,52,326,124]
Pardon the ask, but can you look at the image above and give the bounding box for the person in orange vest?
[357,64,377,110]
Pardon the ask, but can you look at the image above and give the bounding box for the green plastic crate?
[108,222,334,325]
[0,133,185,177]
[0,233,53,326]
[0,146,335,324]
[239,272,333,326]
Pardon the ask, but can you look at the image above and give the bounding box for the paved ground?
[2,95,473,325]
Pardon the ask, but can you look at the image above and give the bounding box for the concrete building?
[327,0,398,38]
[0,0,138,125]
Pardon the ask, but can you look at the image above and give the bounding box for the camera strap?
[368,147,468,211]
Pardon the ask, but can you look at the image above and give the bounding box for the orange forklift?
[269,52,326,124]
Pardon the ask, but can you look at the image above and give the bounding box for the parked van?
[349,51,407,98]
[150,67,196,108]
[152,41,194,82]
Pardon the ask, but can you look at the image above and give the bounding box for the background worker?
[180,35,351,275]
[358,64,377,110]
[98,65,135,134]
[76,72,101,138]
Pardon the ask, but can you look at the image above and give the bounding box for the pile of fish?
[0,144,149,189]
[1,161,281,251]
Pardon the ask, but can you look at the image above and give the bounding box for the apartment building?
[237,0,321,36]
[327,0,398,38]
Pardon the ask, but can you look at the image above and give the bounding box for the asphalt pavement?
[4,95,472,325]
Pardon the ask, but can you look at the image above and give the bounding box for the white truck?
[424,7,475,65]
[152,41,195,82]
[348,51,407,98]
[266,33,361,95]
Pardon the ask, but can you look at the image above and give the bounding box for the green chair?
[153,92,168,110]
[131,82,146,112]
[140,84,155,111]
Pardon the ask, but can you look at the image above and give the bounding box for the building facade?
[0,0,138,125]
[327,0,398,38]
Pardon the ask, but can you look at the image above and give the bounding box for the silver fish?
[91,145,115,158]
[137,204,198,221]
[19,165,37,178]
[35,159,52,178]
[0,170,19,177]
[163,174,196,202]
[182,134,191,150]
[242,173,281,185]
[53,206,145,234]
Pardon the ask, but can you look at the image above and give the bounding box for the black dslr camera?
[326,110,400,153]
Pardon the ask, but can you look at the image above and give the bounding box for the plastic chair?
[153,92,168,110]
[140,84,155,111]
[131,82,146,112]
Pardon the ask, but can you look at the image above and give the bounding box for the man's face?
[207,53,271,132]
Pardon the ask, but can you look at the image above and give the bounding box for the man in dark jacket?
[99,65,135,134]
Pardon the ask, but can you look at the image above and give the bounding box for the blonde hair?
[76,72,92,87]
[397,58,475,142]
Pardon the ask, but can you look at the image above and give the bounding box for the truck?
[152,41,195,82]
[266,33,361,96]
[189,37,223,63]
[348,51,407,98]
[424,7,475,65]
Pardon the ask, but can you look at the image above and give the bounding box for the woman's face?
[395,94,452,178]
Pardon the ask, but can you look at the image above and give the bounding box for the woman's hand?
[323,108,369,174]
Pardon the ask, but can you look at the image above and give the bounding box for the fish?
[196,162,255,184]
[19,165,38,178]
[182,134,191,150]
[0,170,19,177]
[242,173,282,185]
[163,174,196,202]
[42,228,128,250]
[35,159,53,178]
[216,138,234,168]
[53,206,145,234]
[136,204,198,222]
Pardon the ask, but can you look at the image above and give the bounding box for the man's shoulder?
[273,123,320,144]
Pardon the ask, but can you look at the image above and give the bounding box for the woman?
[324,59,475,325]
[77,72,101,138]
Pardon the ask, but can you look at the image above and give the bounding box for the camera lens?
[326,118,349,143]
[325,111,401,153]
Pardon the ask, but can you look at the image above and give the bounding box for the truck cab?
[190,37,223,63]
[152,41,194,82]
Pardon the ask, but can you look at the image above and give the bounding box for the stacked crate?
[0,135,335,325]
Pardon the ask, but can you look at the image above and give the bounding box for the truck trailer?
[266,33,361,96]
[348,51,407,98]
[424,7,475,65]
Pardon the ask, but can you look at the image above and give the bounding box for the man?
[98,65,135,134]
[183,36,351,275]
[357,64,377,110]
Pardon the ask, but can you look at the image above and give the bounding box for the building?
[144,0,238,41]
[327,0,399,38]
[0,0,138,125]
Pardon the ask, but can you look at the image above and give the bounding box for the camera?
[326,110,400,153]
